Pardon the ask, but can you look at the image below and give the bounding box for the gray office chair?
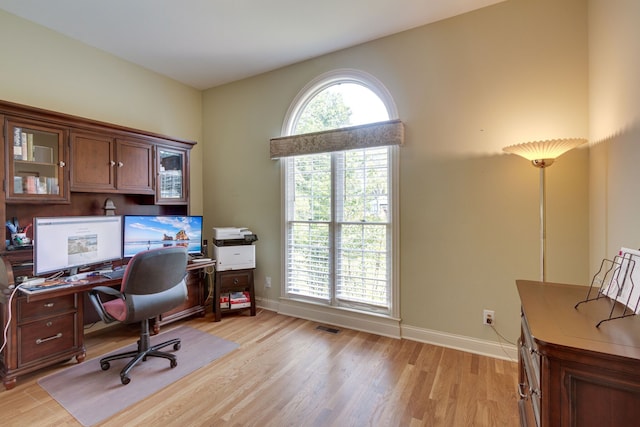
[88,246,188,385]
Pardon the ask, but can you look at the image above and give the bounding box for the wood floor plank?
[0,308,519,426]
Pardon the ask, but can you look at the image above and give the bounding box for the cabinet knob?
[58,161,66,167]
[117,161,124,168]
[110,160,116,166]
[233,278,239,285]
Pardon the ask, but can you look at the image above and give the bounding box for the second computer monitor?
[123,215,203,258]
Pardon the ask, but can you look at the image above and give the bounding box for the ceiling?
[0,0,504,90]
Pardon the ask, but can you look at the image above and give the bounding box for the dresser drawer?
[18,313,76,365]
[18,294,76,322]
[219,270,252,289]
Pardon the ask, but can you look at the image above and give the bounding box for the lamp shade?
[503,138,586,167]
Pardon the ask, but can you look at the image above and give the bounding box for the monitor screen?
[34,215,123,276]
[123,215,203,258]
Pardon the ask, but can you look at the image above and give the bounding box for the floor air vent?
[316,325,340,334]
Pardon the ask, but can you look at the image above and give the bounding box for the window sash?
[285,147,392,313]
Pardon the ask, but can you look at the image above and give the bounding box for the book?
[13,127,23,159]
[21,131,28,160]
[220,293,230,309]
[27,133,34,161]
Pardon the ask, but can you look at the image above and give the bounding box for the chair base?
[99,319,180,385]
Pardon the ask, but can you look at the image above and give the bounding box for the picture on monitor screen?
[123,215,203,258]
[34,215,123,276]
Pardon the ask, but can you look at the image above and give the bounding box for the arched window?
[273,69,402,329]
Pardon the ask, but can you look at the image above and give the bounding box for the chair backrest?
[120,246,189,322]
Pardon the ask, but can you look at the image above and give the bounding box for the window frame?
[279,69,400,322]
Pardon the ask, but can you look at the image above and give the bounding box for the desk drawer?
[219,270,252,289]
[18,294,76,322]
[18,313,76,365]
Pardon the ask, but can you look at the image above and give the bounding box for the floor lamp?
[503,138,586,282]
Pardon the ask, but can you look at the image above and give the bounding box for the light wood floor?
[1,309,520,426]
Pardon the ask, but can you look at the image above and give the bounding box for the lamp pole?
[532,159,553,282]
[538,165,547,282]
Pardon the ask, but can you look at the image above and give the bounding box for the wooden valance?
[270,119,404,159]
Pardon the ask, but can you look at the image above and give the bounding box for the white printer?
[212,227,258,271]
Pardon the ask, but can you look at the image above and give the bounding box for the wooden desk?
[0,258,214,390]
[517,280,640,426]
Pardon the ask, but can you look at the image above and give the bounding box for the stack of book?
[220,291,251,309]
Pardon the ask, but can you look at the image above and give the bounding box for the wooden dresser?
[517,280,640,426]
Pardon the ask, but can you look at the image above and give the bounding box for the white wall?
[203,0,589,346]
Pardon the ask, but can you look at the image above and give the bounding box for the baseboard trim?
[255,297,517,361]
[275,297,402,339]
[400,324,517,361]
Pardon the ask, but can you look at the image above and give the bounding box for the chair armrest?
[88,286,124,324]
[91,285,122,297]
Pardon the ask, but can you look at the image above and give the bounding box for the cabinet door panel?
[5,118,69,203]
[115,139,154,194]
[70,132,116,191]
[156,146,188,204]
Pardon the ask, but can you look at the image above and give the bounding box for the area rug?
[38,326,238,426]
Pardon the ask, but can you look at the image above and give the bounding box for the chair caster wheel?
[121,375,131,385]
[101,362,110,371]
[170,359,177,368]
[173,342,181,351]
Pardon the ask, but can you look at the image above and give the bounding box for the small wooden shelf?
[213,268,256,322]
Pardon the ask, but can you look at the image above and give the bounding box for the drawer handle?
[36,333,62,344]
[233,278,239,285]
[44,302,55,308]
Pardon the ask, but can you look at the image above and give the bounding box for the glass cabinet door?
[156,146,187,204]
[6,119,68,202]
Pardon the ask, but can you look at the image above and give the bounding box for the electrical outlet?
[483,309,495,325]
[265,276,272,288]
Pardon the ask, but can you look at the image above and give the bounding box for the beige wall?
[0,10,204,214]
[588,1,640,269]
[203,0,589,342]
[0,0,594,345]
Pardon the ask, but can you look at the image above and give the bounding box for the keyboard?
[21,280,74,294]
[102,268,126,279]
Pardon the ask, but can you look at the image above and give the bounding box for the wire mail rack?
[575,249,640,327]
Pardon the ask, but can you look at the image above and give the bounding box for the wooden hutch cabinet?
[0,99,202,389]
[517,280,640,427]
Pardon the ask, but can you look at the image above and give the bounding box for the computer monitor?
[34,215,123,276]
[123,215,203,258]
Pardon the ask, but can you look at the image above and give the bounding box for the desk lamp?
[503,138,586,282]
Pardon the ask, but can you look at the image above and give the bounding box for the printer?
[212,227,258,271]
